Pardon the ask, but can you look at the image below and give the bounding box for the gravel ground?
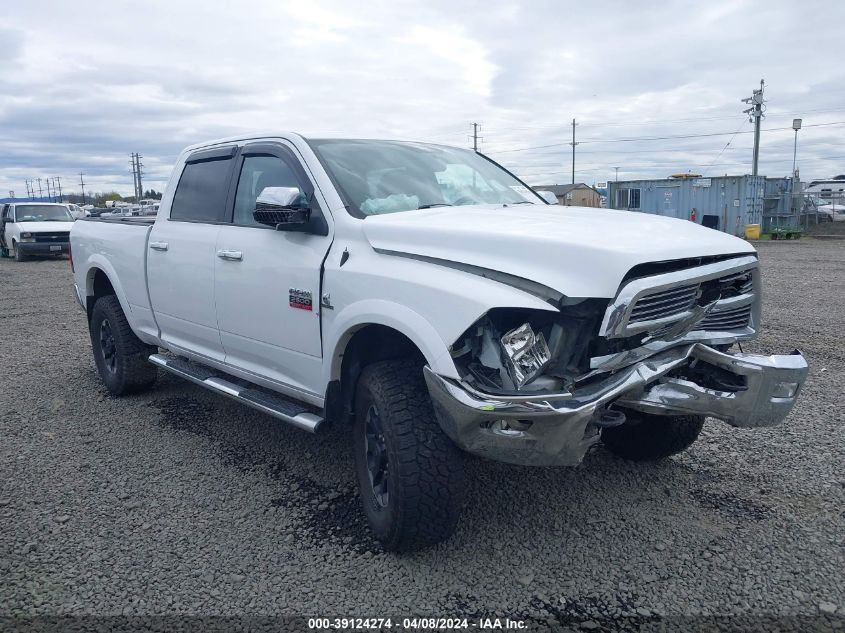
[0,241,843,630]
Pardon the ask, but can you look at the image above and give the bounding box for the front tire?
[353,359,466,551]
[13,242,26,262]
[601,410,705,461]
[89,295,158,395]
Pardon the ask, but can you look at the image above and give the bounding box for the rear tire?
[353,359,466,551]
[89,295,158,395]
[601,410,705,461]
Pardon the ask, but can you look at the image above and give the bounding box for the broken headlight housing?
[500,323,551,388]
[450,302,609,393]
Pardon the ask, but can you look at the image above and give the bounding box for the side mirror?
[2,216,13,223]
[537,190,559,205]
[253,187,311,230]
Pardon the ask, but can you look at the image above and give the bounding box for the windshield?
[15,205,73,222]
[308,139,544,217]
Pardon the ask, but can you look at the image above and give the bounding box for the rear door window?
[170,151,235,222]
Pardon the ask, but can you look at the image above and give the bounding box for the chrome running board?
[148,353,323,433]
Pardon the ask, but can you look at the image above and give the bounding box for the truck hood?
[362,205,756,298]
[17,221,75,233]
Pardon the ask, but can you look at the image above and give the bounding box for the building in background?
[607,175,800,236]
[533,183,602,207]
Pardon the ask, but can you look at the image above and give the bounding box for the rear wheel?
[89,295,158,395]
[353,359,466,551]
[601,410,705,461]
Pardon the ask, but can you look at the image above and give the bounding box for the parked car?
[70,134,808,551]
[816,202,845,222]
[67,203,85,219]
[1,202,75,260]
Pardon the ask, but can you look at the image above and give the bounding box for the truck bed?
[82,216,157,225]
[70,217,159,343]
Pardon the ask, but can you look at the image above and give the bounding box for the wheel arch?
[323,302,457,424]
[83,262,135,330]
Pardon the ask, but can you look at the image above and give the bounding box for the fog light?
[484,419,531,437]
[500,323,551,388]
[772,381,799,398]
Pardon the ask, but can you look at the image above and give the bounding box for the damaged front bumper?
[424,344,808,467]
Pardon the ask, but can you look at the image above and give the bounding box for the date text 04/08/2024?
[307,617,527,630]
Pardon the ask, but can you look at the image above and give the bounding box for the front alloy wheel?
[364,404,389,508]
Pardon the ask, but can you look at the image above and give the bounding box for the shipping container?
[607,175,797,236]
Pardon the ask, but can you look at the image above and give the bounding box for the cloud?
[399,25,497,97]
[0,0,844,197]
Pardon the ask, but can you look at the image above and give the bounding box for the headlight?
[19,232,35,242]
[500,323,551,388]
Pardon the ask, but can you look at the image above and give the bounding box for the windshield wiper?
[506,201,533,205]
[417,203,453,209]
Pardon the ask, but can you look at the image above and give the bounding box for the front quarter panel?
[322,245,558,383]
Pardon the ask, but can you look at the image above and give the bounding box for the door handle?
[149,241,168,251]
[217,249,243,261]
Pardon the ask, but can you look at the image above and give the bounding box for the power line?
[493,107,845,134]
[485,121,845,154]
[701,119,748,177]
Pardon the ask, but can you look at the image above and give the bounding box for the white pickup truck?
[70,134,808,551]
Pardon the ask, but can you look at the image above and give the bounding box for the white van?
[0,202,75,261]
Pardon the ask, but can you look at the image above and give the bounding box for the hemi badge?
[289,289,313,311]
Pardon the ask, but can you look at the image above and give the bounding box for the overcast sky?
[1,0,844,198]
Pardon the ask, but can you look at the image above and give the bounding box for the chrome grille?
[600,255,760,340]
[629,284,699,324]
[699,305,752,330]
[715,270,754,296]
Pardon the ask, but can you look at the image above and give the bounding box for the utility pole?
[614,167,619,182]
[130,153,144,201]
[569,118,579,185]
[742,79,765,176]
[46,178,53,201]
[55,176,63,202]
[130,154,136,200]
[136,153,143,200]
[130,153,138,201]
[470,123,480,151]
[36,178,43,200]
[79,172,86,205]
[25,180,31,200]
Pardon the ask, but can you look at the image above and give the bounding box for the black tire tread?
[356,359,465,551]
[13,242,26,262]
[601,411,705,461]
[90,295,157,395]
